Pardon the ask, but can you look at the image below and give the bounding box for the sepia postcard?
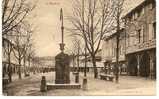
[1,0,156,96]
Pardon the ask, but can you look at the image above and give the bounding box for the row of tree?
[2,0,37,81]
[67,0,124,83]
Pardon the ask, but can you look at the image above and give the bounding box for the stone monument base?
[47,83,81,90]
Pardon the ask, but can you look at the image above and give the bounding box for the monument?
[46,8,81,90]
[55,8,70,84]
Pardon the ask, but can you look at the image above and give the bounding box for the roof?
[104,28,125,41]
[122,0,146,18]
[103,0,148,41]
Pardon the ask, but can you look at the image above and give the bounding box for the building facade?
[2,36,43,79]
[102,29,127,75]
[124,0,156,78]
[2,37,19,77]
[101,0,156,79]
[70,49,104,73]
[35,56,55,72]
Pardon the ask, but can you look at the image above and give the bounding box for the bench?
[100,74,114,81]
[25,73,30,77]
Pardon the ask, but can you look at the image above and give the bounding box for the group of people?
[101,63,127,75]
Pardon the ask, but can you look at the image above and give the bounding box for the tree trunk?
[8,55,12,82]
[18,59,22,79]
[77,45,80,73]
[73,55,75,72]
[115,33,120,83]
[28,57,31,74]
[115,64,119,83]
[92,54,98,78]
[23,56,27,77]
[33,62,36,74]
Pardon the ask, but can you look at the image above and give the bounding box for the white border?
[0,0,159,98]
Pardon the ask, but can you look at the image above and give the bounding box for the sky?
[28,0,145,57]
[28,0,73,57]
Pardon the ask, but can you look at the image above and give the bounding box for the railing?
[112,55,126,62]
[126,39,156,54]
[102,56,112,62]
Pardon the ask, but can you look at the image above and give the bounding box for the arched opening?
[153,55,156,79]
[139,52,150,77]
[128,55,138,76]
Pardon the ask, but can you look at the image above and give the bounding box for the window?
[138,29,141,43]
[141,7,145,15]
[127,14,132,22]
[120,46,122,55]
[114,48,116,57]
[152,2,156,9]
[132,13,135,20]
[143,25,146,42]
[153,22,156,38]
[113,47,114,57]
[121,46,123,55]
[137,9,142,17]
[148,3,153,10]
[140,26,144,43]
[127,34,130,47]
[119,46,120,55]
[134,12,138,20]
[137,11,140,17]
[148,23,153,40]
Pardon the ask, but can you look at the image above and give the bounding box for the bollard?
[40,76,47,92]
[82,77,87,90]
[75,72,79,83]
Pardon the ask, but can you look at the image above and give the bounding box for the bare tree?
[68,0,116,78]
[12,23,33,79]
[22,23,35,76]
[31,55,38,74]
[2,37,14,82]
[27,46,36,74]
[66,36,84,72]
[112,0,125,83]
[2,0,36,36]
[31,56,42,73]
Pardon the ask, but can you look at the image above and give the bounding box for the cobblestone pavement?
[4,72,156,96]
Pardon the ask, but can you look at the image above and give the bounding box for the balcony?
[126,39,156,54]
[102,56,112,62]
[112,55,126,63]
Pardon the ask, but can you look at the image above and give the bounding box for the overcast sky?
[29,0,145,57]
[29,0,73,57]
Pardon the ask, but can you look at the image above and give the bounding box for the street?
[2,0,157,97]
[4,72,156,96]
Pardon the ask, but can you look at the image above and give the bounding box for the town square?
[2,0,156,96]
